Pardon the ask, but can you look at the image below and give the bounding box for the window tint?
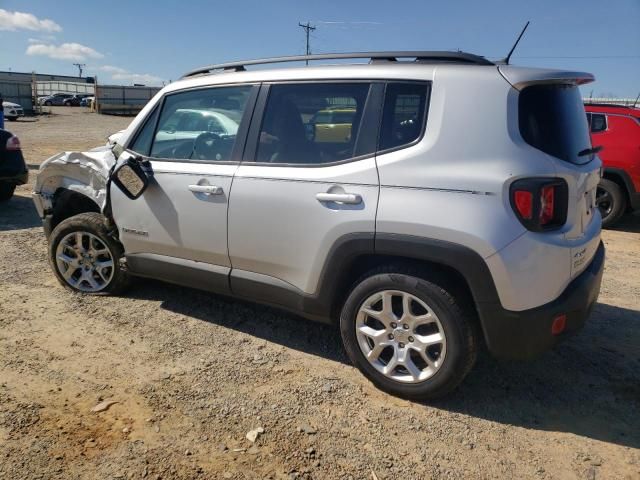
[590,113,607,133]
[255,83,370,164]
[379,83,429,151]
[519,85,592,164]
[149,86,253,162]
[130,106,160,156]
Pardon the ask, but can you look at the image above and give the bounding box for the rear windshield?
[519,84,592,164]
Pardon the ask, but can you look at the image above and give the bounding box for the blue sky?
[1,0,638,97]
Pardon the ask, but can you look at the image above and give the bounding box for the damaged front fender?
[32,146,117,218]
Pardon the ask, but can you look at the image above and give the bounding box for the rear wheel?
[48,213,130,295]
[340,267,477,400]
[596,178,626,228]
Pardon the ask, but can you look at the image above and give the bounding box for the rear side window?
[379,82,429,151]
[590,113,607,133]
[255,83,370,164]
[519,85,592,164]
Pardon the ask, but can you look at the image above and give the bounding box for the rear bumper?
[478,241,605,360]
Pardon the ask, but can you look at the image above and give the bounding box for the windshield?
[519,84,592,164]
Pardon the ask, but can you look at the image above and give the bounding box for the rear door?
[110,84,257,291]
[227,82,381,303]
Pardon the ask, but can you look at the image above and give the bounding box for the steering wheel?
[191,132,221,160]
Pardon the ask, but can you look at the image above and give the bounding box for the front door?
[110,84,257,291]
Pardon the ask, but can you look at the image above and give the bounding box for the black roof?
[182,51,493,78]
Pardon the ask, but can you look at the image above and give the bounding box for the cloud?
[96,65,163,85]
[112,72,163,85]
[28,35,56,43]
[98,65,127,74]
[26,42,104,61]
[0,9,62,33]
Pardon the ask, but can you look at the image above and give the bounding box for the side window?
[590,113,607,133]
[379,82,429,151]
[129,106,160,156]
[255,83,370,164]
[149,85,253,162]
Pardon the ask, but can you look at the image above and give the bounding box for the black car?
[0,129,28,201]
[63,94,91,107]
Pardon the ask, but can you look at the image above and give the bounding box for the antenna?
[501,21,530,65]
[633,91,640,108]
[73,63,86,78]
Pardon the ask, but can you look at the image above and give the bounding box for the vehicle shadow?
[130,280,639,449]
[431,301,640,449]
[129,279,347,363]
[607,211,640,233]
[0,194,42,231]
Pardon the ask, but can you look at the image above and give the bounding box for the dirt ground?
[1,108,639,479]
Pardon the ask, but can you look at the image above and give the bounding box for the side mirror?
[111,157,150,200]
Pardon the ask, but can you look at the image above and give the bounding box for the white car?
[32,51,604,399]
[3,101,24,121]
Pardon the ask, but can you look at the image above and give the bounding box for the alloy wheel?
[595,186,614,219]
[355,290,447,383]
[55,231,115,292]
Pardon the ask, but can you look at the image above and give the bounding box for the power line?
[298,21,316,65]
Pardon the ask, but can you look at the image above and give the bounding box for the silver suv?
[32,51,605,399]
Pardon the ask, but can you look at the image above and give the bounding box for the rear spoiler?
[498,66,595,91]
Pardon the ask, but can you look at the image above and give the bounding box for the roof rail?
[182,51,494,78]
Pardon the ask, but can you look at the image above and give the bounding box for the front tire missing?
[340,267,477,399]
[48,212,130,295]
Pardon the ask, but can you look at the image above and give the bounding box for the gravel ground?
[1,109,639,479]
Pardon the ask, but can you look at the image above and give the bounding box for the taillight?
[6,136,21,151]
[513,191,533,220]
[510,178,568,231]
[539,185,555,224]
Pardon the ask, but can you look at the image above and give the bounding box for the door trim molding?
[126,253,231,294]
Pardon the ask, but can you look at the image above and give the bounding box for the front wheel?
[0,182,16,201]
[596,179,626,228]
[48,212,130,295]
[340,267,478,400]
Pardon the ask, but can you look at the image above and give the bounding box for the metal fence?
[0,80,34,112]
[36,81,95,97]
[95,85,161,115]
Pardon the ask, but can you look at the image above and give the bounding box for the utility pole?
[73,63,86,78]
[298,21,316,65]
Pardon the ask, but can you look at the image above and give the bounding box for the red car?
[585,103,640,227]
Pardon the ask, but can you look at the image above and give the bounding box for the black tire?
[44,101,52,106]
[597,178,626,228]
[0,182,16,202]
[7,117,17,121]
[48,212,130,295]
[340,266,478,400]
